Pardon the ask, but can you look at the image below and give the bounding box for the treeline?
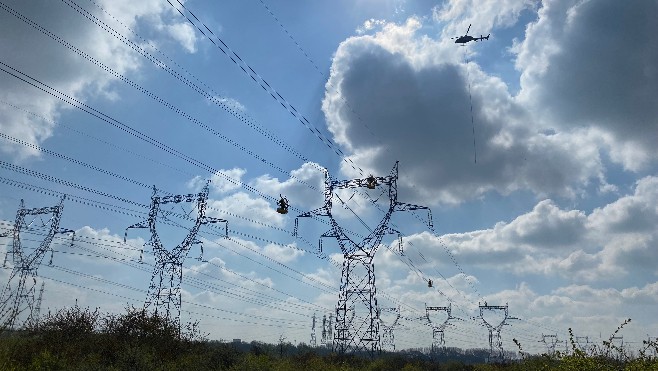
[1,306,657,370]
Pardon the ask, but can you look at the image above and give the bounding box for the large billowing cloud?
[409,176,658,282]
[0,0,198,160]
[434,0,539,40]
[515,0,658,170]
[322,17,608,205]
[186,162,326,229]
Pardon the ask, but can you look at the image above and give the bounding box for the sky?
[1,0,657,355]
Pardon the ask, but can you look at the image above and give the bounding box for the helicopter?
[452,24,490,44]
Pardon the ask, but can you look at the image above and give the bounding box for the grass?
[1,306,657,370]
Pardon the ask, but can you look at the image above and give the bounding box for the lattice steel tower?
[310,312,317,346]
[539,334,561,355]
[574,335,591,353]
[125,182,227,329]
[295,162,432,354]
[0,197,73,330]
[321,313,334,346]
[426,303,459,352]
[479,302,517,363]
[379,306,400,351]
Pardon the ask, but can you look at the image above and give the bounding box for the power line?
[1,1,560,348]
[72,0,311,165]
[165,0,363,175]
[0,1,321,195]
[0,181,338,314]
[15,234,331,318]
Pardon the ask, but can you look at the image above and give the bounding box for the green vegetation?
[1,307,657,370]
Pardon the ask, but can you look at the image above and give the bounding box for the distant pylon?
[426,303,459,352]
[379,306,400,351]
[478,302,518,363]
[328,313,333,343]
[321,314,328,345]
[575,335,591,353]
[310,312,317,346]
[27,281,45,327]
[125,182,227,329]
[295,162,433,355]
[646,336,658,357]
[609,335,624,360]
[539,334,560,355]
[0,197,74,330]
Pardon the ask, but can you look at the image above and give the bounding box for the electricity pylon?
[426,303,459,352]
[310,312,317,346]
[125,182,227,329]
[609,335,624,360]
[0,197,74,330]
[321,313,334,345]
[294,162,432,354]
[379,306,400,351]
[321,314,327,345]
[646,336,657,357]
[478,302,518,363]
[30,282,45,327]
[539,334,560,355]
[575,335,591,353]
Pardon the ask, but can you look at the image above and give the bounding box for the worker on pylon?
[366,175,377,189]
[276,195,289,214]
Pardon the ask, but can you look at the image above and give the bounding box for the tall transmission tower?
[26,281,45,328]
[327,313,333,345]
[478,302,518,363]
[539,334,561,355]
[426,303,459,352]
[609,335,624,360]
[379,306,400,351]
[321,314,328,345]
[574,335,591,354]
[125,182,227,329]
[310,312,317,346]
[646,336,657,357]
[294,162,432,354]
[0,197,74,330]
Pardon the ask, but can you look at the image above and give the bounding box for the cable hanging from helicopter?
[450,24,490,164]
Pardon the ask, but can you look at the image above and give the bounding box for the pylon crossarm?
[320,227,352,253]
[124,220,149,242]
[293,206,329,237]
[394,202,434,230]
[203,217,228,238]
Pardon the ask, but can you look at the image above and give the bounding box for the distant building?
[232,339,241,344]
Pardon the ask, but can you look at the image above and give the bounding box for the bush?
[1,309,657,370]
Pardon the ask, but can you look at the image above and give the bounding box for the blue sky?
[1,0,657,354]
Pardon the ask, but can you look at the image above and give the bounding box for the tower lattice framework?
[379,306,400,351]
[479,302,517,363]
[0,197,73,330]
[295,162,432,354]
[321,313,334,345]
[125,182,227,329]
[426,303,459,352]
[539,334,561,355]
[310,312,317,346]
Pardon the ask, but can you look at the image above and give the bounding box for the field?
[1,306,657,370]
